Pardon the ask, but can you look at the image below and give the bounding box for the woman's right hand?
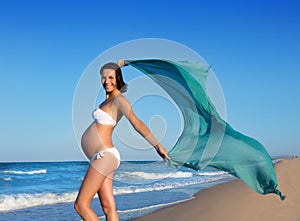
[154,144,170,160]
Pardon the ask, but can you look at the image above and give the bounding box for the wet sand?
[131,157,300,221]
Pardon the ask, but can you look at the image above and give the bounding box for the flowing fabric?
[124,59,284,200]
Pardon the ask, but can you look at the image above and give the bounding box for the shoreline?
[130,157,300,221]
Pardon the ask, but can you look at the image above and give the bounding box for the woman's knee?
[102,202,117,215]
[74,199,89,215]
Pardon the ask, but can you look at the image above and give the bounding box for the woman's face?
[101,68,118,93]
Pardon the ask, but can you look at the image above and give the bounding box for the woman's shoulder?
[114,94,131,110]
[114,93,128,103]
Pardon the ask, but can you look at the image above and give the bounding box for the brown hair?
[100,62,127,93]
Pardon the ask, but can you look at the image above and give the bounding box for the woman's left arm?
[116,95,170,160]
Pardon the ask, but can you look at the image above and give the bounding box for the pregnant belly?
[81,122,114,160]
[81,122,104,160]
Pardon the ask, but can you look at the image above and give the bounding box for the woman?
[74,60,169,221]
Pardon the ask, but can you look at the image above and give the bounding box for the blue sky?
[0,0,299,162]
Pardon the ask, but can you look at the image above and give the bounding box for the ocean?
[0,161,234,221]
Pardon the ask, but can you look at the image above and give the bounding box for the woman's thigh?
[98,176,116,210]
[76,151,119,204]
[91,152,119,179]
[76,165,106,205]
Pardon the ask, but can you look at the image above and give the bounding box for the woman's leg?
[98,175,119,221]
[75,150,119,220]
[74,165,106,221]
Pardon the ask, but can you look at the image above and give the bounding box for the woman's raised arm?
[115,95,170,160]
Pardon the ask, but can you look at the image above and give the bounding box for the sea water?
[0,161,234,221]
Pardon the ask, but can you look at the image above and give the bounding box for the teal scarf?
[125,59,284,200]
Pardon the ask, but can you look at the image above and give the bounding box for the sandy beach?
[131,157,300,221]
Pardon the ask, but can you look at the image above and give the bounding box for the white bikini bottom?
[90,147,121,168]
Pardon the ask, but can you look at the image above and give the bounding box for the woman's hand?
[118,59,125,67]
[154,144,170,160]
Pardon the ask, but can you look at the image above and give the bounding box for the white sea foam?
[113,175,230,195]
[3,169,47,175]
[0,192,77,212]
[118,171,193,180]
[0,173,232,212]
[198,171,228,176]
[0,166,233,212]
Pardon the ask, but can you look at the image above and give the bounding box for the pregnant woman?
[74,60,169,221]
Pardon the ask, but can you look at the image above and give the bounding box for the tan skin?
[74,65,169,221]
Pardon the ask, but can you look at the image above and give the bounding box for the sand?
[130,157,300,221]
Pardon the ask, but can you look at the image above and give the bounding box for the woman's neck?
[106,89,120,100]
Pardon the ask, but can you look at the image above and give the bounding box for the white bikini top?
[92,108,117,126]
